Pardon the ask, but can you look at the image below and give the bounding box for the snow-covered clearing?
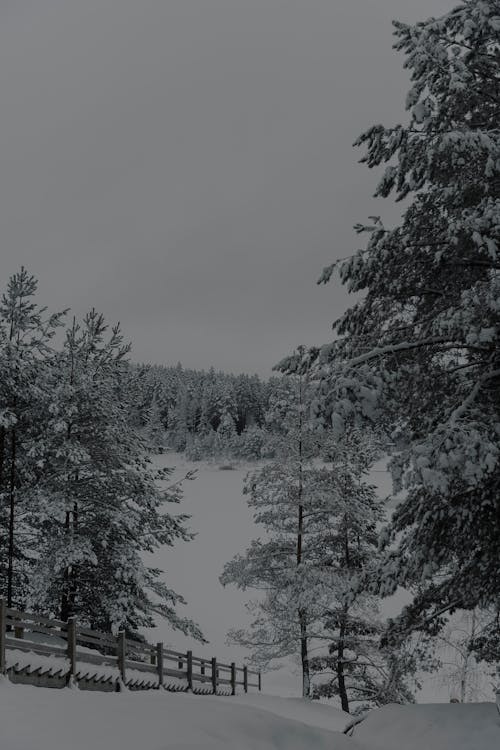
[145,453,401,695]
[146,453,496,702]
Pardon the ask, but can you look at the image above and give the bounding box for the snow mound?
[0,681,361,750]
[354,702,500,750]
[220,693,351,733]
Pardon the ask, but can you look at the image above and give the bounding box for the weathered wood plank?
[76,625,115,641]
[5,622,67,641]
[157,642,164,688]
[231,663,236,696]
[76,631,116,648]
[124,660,157,674]
[163,647,186,658]
[211,657,217,694]
[163,666,187,679]
[117,631,126,684]
[5,638,67,659]
[75,650,116,666]
[125,638,154,654]
[6,609,66,628]
[187,651,193,691]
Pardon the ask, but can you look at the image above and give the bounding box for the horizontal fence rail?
[0,598,261,694]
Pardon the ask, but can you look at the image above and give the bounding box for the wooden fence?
[0,598,261,694]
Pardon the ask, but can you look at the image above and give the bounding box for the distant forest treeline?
[128,363,294,461]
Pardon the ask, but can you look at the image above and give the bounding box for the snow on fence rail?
[0,598,261,694]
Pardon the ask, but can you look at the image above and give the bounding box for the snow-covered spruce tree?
[29,311,203,639]
[279,1,500,659]
[0,269,64,606]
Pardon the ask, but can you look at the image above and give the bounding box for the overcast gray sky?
[0,0,455,376]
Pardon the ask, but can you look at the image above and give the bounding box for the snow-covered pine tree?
[279,0,500,661]
[30,311,203,639]
[0,269,65,606]
[309,433,415,712]
[220,366,363,697]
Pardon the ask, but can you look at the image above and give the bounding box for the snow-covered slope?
[0,681,358,750]
[1,680,498,750]
[219,692,350,733]
[353,702,500,750]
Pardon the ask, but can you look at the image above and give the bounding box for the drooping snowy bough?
[278,1,500,661]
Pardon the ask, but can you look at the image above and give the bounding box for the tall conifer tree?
[279,0,500,659]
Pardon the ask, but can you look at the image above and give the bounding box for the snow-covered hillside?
[353,702,500,750]
[0,680,498,750]
[0,681,353,750]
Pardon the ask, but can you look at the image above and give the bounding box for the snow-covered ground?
[0,681,355,750]
[1,452,498,750]
[0,679,498,750]
[353,701,500,750]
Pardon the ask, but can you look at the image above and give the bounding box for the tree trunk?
[0,426,5,488]
[336,525,351,713]
[0,425,5,595]
[296,376,310,698]
[68,501,78,615]
[60,510,72,621]
[299,608,310,697]
[7,429,16,608]
[61,326,78,621]
[337,611,350,713]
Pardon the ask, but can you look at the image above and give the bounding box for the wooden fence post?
[258,671,262,692]
[0,598,6,675]
[156,642,164,688]
[211,657,217,695]
[67,616,77,686]
[243,665,248,693]
[230,662,236,696]
[187,650,193,692]
[117,631,127,687]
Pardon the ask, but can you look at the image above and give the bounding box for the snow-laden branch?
[449,368,500,424]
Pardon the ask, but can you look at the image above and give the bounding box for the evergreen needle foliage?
[279,0,500,661]
[0,271,203,640]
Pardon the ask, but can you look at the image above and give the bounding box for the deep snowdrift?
[354,701,500,750]
[218,692,350,733]
[0,681,358,750]
[1,680,498,749]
